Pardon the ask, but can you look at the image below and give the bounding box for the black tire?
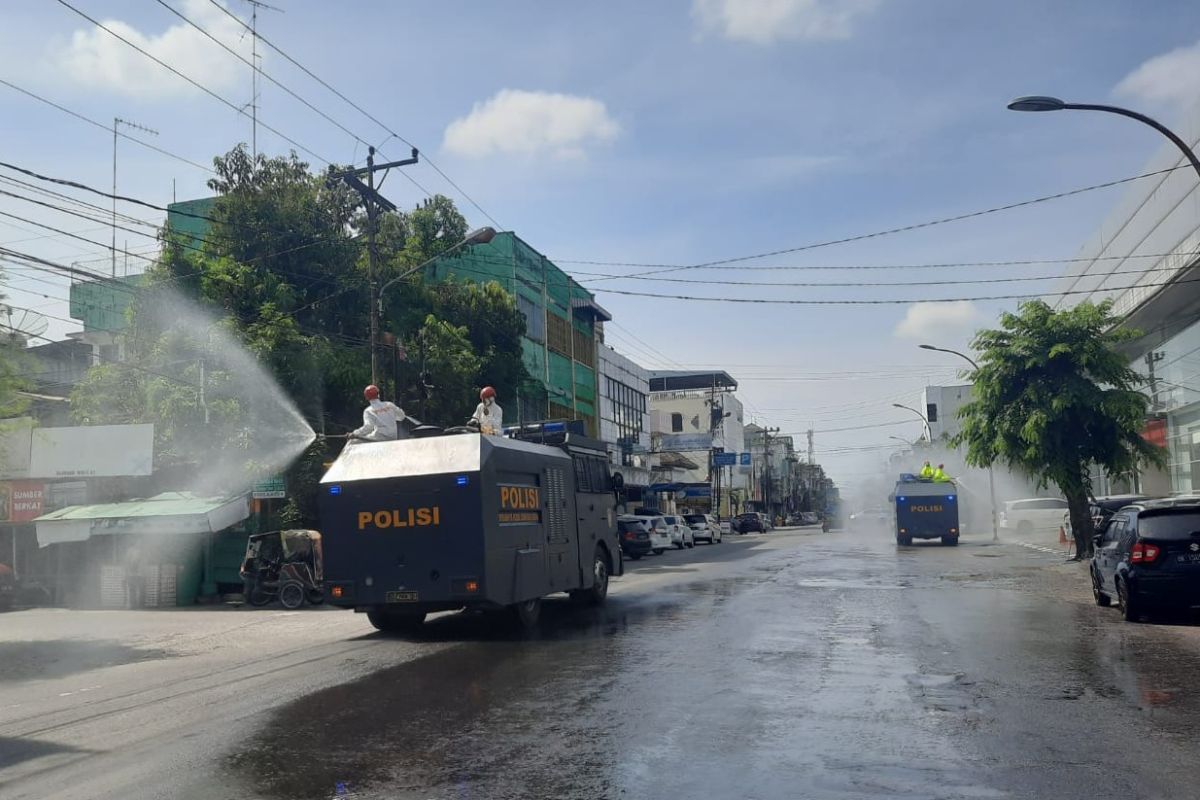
[1118,579,1140,622]
[898,536,912,547]
[653,548,665,555]
[1091,568,1111,607]
[279,582,305,609]
[674,542,683,550]
[941,536,959,547]
[511,598,542,630]
[686,539,695,549]
[571,547,610,606]
[367,609,426,634]
[248,585,274,607]
[626,551,642,561]
[306,589,325,605]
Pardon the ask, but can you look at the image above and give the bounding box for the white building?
[1047,102,1200,496]
[922,384,973,441]
[648,370,747,513]
[597,345,653,492]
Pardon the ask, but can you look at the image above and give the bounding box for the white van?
[1000,498,1069,535]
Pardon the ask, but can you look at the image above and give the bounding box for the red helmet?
[480,386,496,401]
[364,384,380,401]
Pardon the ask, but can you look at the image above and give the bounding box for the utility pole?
[762,426,780,518]
[328,145,419,385]
[1145,350,1165,411]
[112,117,157,277]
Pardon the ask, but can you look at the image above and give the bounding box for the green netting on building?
[69,275,146,332]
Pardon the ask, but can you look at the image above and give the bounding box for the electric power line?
[0,78,215,174]
[53,0,329,165]
[202,0,501,229]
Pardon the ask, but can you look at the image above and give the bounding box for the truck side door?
[573,455,617,587]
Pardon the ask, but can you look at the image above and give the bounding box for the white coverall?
[353,399,404,441]
[471,401,504,435]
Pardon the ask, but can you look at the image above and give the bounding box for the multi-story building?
[426,232,610,435]
[1045,105,1200,496]
[922,384,973,441]
[597,344,653,504]
[648,370,746,514]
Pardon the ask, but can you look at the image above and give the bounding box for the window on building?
[671,412,683,432]
[926,403,938,423]
[604,377,647,465]
[547,313,571,356]
[573,327,595,367]
[517,294,544,342]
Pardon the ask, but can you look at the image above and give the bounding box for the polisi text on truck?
[357,507,441,530]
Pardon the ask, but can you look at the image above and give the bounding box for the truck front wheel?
[571,547,610,606]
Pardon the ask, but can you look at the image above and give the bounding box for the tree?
[954,300,1165,558]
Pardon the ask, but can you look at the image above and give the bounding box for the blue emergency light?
[456,475,469,487]
[898,496,907,502]
[329,485,342,495]
[947,495,956,501]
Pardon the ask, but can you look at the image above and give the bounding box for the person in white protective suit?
[353,384,404,441]
[471,386,503,435]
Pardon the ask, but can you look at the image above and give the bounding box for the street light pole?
[918,343,999,542]
[892,403,930,442]
[1007,96,1200,180]
[376,226,498,313]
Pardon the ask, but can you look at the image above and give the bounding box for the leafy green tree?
[954,300,1165,557]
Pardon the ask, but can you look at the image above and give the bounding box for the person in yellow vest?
[932,464,952,483]
[919,461,935,480]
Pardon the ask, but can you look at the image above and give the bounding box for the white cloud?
[1115,39,1200,110]
[52,0,252,99]
[692,0,880,44]
[893,301,981,340]
[442,89,620,160]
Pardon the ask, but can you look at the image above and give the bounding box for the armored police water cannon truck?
[319,420,622,632]
[893,473,960,547]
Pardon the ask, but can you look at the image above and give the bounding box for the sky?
[2,0,1200,488]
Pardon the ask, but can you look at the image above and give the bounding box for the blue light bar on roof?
[329,486,341,495]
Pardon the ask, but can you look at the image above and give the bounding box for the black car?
[617,516,653,560]
[1090,502,1200,621]
[736,512,765,533]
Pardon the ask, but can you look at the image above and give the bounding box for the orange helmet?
[480,386,496,401]
[364,384,380,401]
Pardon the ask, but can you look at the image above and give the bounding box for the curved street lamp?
[377,226,498,310]
[1007,96,1200,180]
[892,403,931,442]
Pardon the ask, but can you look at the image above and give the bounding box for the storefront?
[34,492,250,608]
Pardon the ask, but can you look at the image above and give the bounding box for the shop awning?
[34,492,250,547]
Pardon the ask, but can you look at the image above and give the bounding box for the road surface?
[2,525,1199,799]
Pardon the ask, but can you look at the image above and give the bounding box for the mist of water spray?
[135,292,316,496]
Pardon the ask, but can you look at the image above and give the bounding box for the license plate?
[1175,554,1200,563]
[386,590,419,602]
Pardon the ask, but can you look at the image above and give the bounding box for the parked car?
[663,515,695,549]
[1063,494,1152,542]
[737,512,765,533]
[685,513,722,544]
[1090,501,1200,621]
[632,513,673,555]
[999,497,1069,536]
[797,511,820,527]
[617,516,653,560]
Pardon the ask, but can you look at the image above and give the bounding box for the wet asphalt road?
[4,525,1200,799]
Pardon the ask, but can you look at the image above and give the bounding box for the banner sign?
[0,480,45,522]
[29,424,154,478]
[252,475,287,500]
[657,433,713,452]
[713,452,736,466]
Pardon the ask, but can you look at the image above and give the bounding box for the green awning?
[35,491,249,547]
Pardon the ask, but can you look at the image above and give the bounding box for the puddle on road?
[0,640,174,683]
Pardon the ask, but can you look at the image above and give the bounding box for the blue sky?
[3,0,1200,485]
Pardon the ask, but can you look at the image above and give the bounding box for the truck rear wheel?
[367,609,426,634]
[511,598,542,630]
[571,547,610,606]
[941,536,959,546]
[897,535,912,547]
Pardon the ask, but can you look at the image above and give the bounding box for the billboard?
[657,433,713,452]
[0,418,34,480]
[29,424,154,478]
